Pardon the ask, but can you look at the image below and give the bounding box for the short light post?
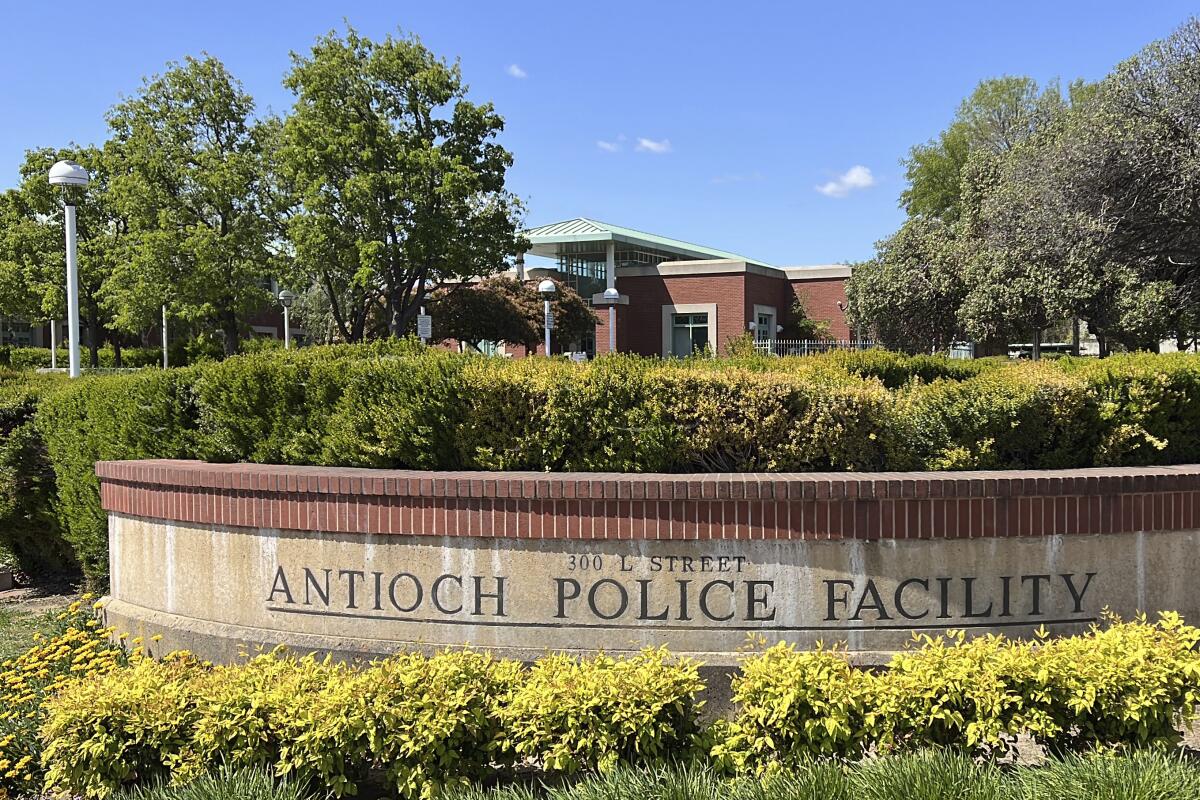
[277,290,296,349]
[602,287,619,354]
[48,160,90,378]
[538,279,556,356]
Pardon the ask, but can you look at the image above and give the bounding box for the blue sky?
[1,1,1194,265]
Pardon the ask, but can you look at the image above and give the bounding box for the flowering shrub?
[0,595,127,799]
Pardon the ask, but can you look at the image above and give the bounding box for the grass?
[106,752,1200,800]
[0,602,72,661]
[115,765,313,800]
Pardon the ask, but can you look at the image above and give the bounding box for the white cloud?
[506,64,527,79]
[635,137,672,154]
[596,134,626,153]
[815,165,876,198]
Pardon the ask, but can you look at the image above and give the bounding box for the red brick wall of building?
[789,277,850,339]
[615,273,750,356]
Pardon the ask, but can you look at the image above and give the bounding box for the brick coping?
[96,460,1200,500]
[96,459,1200,541]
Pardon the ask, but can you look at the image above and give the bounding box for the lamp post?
[277,290,296,349]
[602,287,619,354]
[48,161,89,379]
[538,279,556,356]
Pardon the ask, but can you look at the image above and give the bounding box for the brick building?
[517,218,851,357]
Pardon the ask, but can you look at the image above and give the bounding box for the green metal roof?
[524,217,773,266]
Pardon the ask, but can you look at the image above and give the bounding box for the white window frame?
[662,303,718,357]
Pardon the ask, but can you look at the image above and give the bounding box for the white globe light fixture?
[48,160,90,378]
[538,280,557,355]
[602,287,620,355]
[277,289,296,349]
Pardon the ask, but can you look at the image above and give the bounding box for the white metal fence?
[753,339,876,357]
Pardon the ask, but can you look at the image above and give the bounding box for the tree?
[430,277,536,351]
[0,190,53,324]
[845,217,966,354]
[901,76,1070,223]
[963,19,1200,353]
[13,146,131,366]
[780,294,832,340]
[105,55,275,356]
[278,27,525,343]
[429,277,597,353]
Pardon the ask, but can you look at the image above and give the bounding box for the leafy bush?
[1074,354,1200,466]
[899,366,1101,470]
[0,596,126,799]
[34,368,198,582]
[717,615,1200,774]
[1016,612,1200,753]
[872,632,1037,756]
[712,643,879,772]
[8,346,1200,581]
[0,345,164,371]
[42,654,204,797]
[499,648,705,775]
[273,650,522,798]
[0,374,75,573]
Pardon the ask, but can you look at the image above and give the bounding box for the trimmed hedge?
[5,346,1200,582]
[0,345,164,371]
[25,615,1200,798]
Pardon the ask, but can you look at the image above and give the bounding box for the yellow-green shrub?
[899,365,1101,469]
[712,642,880,773]
[358,650,524,798]
[1016,613,1200,753]
[41,654,203,798]
[873,632,1032,755]
[1073,354,1200,466]
[188,651,336,774]
[0,596,125,799]
[500,648,704,774]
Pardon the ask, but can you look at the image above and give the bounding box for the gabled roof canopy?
[524,217,773,267]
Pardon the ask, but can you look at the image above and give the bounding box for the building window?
[672,313,709,355]
[752,304,778,343]
[755,311,775,341]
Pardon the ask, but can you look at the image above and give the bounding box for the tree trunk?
[221,307,239,357]
[1071,318,1080,357]
[1098,332,1109,358]
[87,308,100,368]
[1031,329,1042,361]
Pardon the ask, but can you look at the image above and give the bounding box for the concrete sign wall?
[97,460,1200,665]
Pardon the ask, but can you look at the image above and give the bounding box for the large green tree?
[430,277,597,353]
[845,217,966,353]
[105,55,275,355]
[13,146,133,366]
[966,19,1200,353]
[277,27,525,342]
[901,76,1070,223]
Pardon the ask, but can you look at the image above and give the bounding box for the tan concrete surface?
[104,513,1200,665]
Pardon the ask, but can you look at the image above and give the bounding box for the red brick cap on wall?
[96,459,1200,542]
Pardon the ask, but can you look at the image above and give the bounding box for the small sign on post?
[416,311,432,342]
[544,309,555,331]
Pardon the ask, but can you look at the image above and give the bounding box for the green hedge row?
[0,345,165,371]
[28,614,1200,799]
[4,344,1200,581]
